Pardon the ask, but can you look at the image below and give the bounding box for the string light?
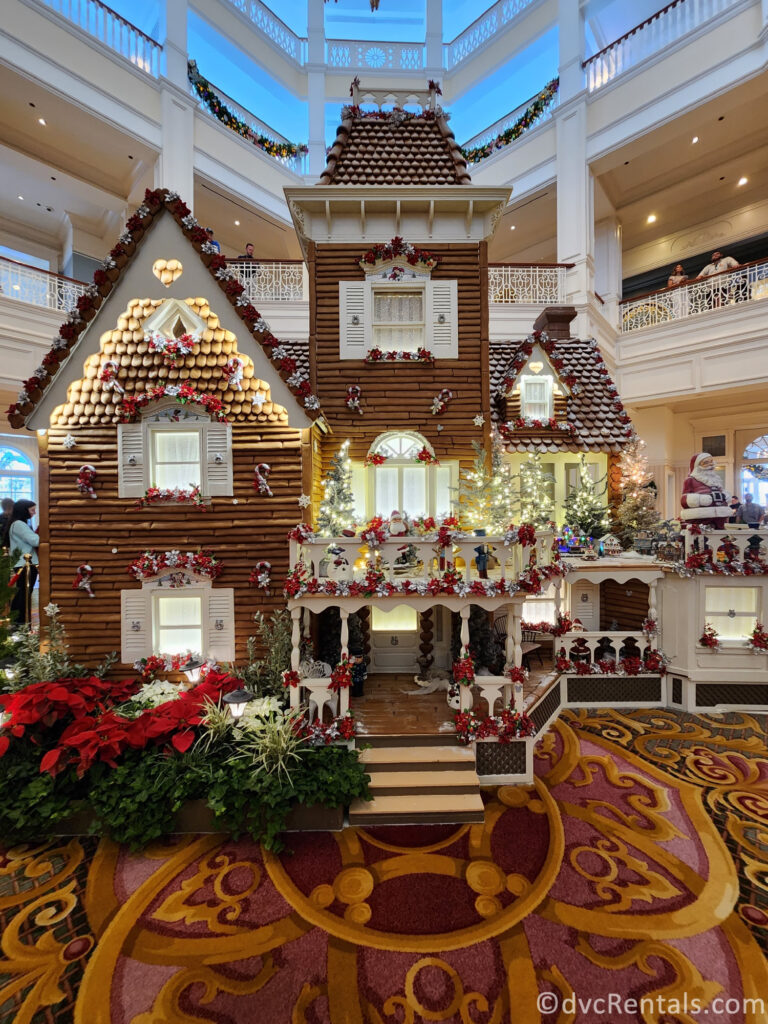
[317,439,356,536]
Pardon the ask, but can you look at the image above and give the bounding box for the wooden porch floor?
[352,658,555,736]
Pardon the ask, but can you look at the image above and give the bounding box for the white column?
[648,581,658,650]
[505,603,515,668]
[156,0,195,206]
[425,0,443,82]
[511,606,522,668]
[459,605,470,649]
[340,607,349,657]
[556,99,593,338]
[307,0,327,177]
[595,210,622,331]
[558,0,586,103]
[291,607,302,670]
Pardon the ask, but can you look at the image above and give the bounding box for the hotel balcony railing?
[225,0,306,64]
[229,260,308,301]
[488,264,570,304]
[0,257,88,314]
[460,86,560,161]
[619,259,768,333]
[444,0,539,69]
[326,40,424,72]
[583,0,739,93]
[40,0,161,75]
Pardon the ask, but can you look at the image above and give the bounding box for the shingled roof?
[490,337,634,453]
[319,82,471,186]
[6,190,321,430]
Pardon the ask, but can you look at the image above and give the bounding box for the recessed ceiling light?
[38,117,46,126]
[646,214,657,224]
[738,176,748,186]
[234,219,240,226]
[17,195,24,200]
[12,284,20,291]
[691,135,699,144]
[509,224,516,230]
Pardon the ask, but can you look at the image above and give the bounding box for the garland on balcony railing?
[461,78,559,165]
[188,60,308,161]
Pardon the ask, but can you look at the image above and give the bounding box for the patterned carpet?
[2,708,767,1023]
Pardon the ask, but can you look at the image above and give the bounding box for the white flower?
[165,385,181,397]
[44,603,60,617]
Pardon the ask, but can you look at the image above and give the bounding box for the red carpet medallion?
[1,708,767,1023]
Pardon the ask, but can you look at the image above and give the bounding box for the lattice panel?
[672,677,683,705]
[695,684,768,709]
[530,681,561,732]
[476,740,526,776]
[567,675,662,704]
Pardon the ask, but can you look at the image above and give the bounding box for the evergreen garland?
[461,79,559,165]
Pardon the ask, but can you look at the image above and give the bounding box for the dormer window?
[520,375,552,419]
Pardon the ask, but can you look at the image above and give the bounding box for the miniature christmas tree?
[458,436,516,532]
[616,438,660,547]
[316,439,356,536]
[517,452,555,527]
[561,454,610,537]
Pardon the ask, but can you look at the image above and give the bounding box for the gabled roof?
[319,83,471,187]
[489,336,634,453]
[7,190,321,430]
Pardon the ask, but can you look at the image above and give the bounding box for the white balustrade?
[620,260,768,333]
[289,532,554,591]
[326,40,424,72]
[445,0,537,68]
[225,0,305,64]
[488,265,568,304]
[559,631,655,663]
[230,261,307,301]
[683,528,768,562]
[461,89,559,156]
[585,0,739,93]
[0,257,88,313]
[40,0,160,75]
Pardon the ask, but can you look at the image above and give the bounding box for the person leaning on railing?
[696,250,740,309]
[4,500,39,625]
[667,264,688,288]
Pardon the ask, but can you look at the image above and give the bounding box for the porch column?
[340,607,349,657]
[290,606,302,709]
[504,603,515,668]
[648,580,658,650]
[511,606,522,668]
[458,606,472,707]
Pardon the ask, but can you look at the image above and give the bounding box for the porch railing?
[559,630,657,662]
[326,40,424,72]
[583,0,739,93]
[488,264,569,304]
[683,528,768,562]
[289,532,555,592]
[39,0,161,75]
[229,260,307,301]
[619,258,768,332]
[0,257,88,313]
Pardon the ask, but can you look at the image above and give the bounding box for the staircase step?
[349,792,485,826]
[369,769,481,796]
[361,733,461,748]
[360,745,476,772]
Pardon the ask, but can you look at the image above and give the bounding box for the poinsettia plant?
[454,706,536,745]
[699,624,720,649]
[452,650,475,686]
[747,622,768,653]
[128,549,222,582]
[329,656,353,693]
[364,347,434,364]
[119,381,226,422]
[135,485,207,510]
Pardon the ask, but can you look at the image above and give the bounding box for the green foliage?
[616,439,660,547]
[561,454,610,537]
[227,709,307,781]
[0,741,83,845]
[238,610,292,700]
[516,453,555,527]
[316,439,356,536]
[88,749,204,849]
[457,438,516,532]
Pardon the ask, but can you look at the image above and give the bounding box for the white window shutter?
[206,588,236,663]
[204,423,233,496]
[121,590,150,664]
[117,422,145,497]
[428,280,458,358]
[339,282,369,359]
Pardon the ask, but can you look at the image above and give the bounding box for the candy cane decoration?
[249,559,272,595]
[345,384,363,414]
[99,360,124,394]
[77,465,97,499]
[223,357,245,391]
[72,563,95,598]
[254,463,273,497]
[430,388,453,415]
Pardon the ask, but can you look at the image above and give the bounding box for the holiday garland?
[365,348,434,364]
[359,236,439,271]
[127,549,222,582]
[135,485,208,510]
[454,706,536,744]
[188,60,307,161]
[145,332,199,367]
[461,78,560,165]
[119,382,226,422]
[747,623,768,653]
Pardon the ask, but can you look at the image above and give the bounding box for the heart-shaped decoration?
[152,258,183,287]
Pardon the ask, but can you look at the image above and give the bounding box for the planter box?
[284,803,344,832]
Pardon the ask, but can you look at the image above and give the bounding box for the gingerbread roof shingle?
[489,338,633,453]
[319,112,471,186]
[7,190,321,430]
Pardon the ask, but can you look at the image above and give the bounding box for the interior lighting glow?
[738,176,748,186]
[509,225,516,230]
[234,219,240,226]
[691,136,699,144]
[38,118,46,126]
[646,214,657,224]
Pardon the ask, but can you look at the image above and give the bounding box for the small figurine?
[680,453,731,527]
[582,539,599,560]
[389,510,408,537]
[602,533,622,556]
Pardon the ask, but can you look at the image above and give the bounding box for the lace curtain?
[152,431,202,490]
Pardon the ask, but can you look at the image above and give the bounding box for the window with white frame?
[355,432,456,520]
[520,375,552,419]
[153,593,204,654]
[704,586,759,641]
[0,441,35,501]
[339,278,458,359]
[117,405,232,498]
[121,581,235,664]
[522,584,558,626]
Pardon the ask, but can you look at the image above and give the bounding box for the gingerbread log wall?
[44,424,303,671]
[311,242,489,470]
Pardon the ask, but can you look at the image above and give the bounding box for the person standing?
[0,497,14,548]
[728,495,742,523]
[205,228,221,254]
[7,499,39,624]
[667,264,688,287]
[696,250,739,277]
[740,493,763,528]
[237,242,256,260]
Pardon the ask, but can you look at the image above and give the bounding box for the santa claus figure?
[680,453,731,526]
[389,511,408,537]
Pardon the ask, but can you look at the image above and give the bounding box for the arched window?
[743,435,768,460]
[357,431,455,520]
[740,434,768,506]
[0,444,35,502]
